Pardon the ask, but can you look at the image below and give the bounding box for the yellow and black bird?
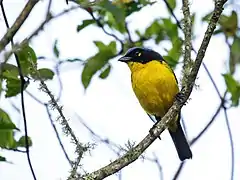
[118,47,192,161]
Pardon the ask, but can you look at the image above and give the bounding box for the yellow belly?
[129,60,179,117]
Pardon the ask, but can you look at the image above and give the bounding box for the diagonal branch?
[1,6,80,74]
[0,0,38,53]
[45,104,72,166]
[182,0,192,83]
[162,0,222,99]
[80,0,227,179]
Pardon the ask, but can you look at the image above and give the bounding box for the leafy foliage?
[219,11,238,37]
[230,37,240,74]
[0,108,18,148]
[77,19,95,32]
[0,44,55,97]
[0,108,33,161]
[31,68,54,80]
[17,136,33,147]
[223,74,240,106]
[81,41,116,89]
[99,64,111,79]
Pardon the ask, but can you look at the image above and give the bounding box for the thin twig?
[45,104,72,166]
[5,148,27,153]
[39,79,86,178]
[46,0,52,14]
[125,22,133,44]
[55,64,64,101]
[75,113,122,155]
[0,0,38,53]
[172,162,185,180]
[224,35,235,180]
[153,154,164,180]
[0,1,37,180]
[2,6,80,64]
[26,90,45,105]
[83,7,124,55]
[223,108,234,180]
[182,0,192,71]
[26,61,88,178]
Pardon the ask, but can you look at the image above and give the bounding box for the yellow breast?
[128,60,179,117]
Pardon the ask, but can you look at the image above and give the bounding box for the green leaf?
[213,29,223,35]
[223,73,240,106]
[123,0,154,17]
[167,38,183,68]
[145,20,164,43]
[202,12,212,22]
[108,41,117,53]
[16,45,37,75]
[53,40,60,58]
[163,56,179,69]
[77,19,95,32]
[166,0,176,10]
[31,68,55,81]
[3,71,29,98]
[99,64,111,79]
[219,11,238,37]
[100,0,125,24]
[0,63,19,78]
[99,0,126,33]
[0,129,15,148]
[81,41,116,89]
[0,79,2,97]
[230,36,240,74]
[162,18,178,41]
[0,155,6,162]
[0,109,16,148]
[0,108,18,130]
[94,41,116,54]
[17,136,32,148]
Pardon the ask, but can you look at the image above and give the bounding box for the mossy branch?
[80,0,228,179]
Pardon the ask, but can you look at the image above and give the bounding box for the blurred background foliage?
[0,0,239,165]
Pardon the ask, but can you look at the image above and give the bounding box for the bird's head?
[118,47,163,64]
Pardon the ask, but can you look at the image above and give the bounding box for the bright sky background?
[0,0,240,180]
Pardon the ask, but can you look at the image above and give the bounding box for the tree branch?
[0,0,38,53]
[80,1,227,179]
[162,0,222,99]
[45,104,72,166]
[181,0,192,86]
[1,6,80,75]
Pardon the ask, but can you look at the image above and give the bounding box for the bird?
[118,47,192,161]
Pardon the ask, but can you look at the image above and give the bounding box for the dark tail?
[168,119,192,161]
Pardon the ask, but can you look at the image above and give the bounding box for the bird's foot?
[149,123,161,140]
[175,92,186,105]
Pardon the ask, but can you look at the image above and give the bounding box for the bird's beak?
[118,56,132,63]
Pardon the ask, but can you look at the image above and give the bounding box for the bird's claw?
[149,124,161,140]
[175,92,186,105]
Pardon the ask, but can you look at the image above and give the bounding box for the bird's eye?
[135,51,142,57]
